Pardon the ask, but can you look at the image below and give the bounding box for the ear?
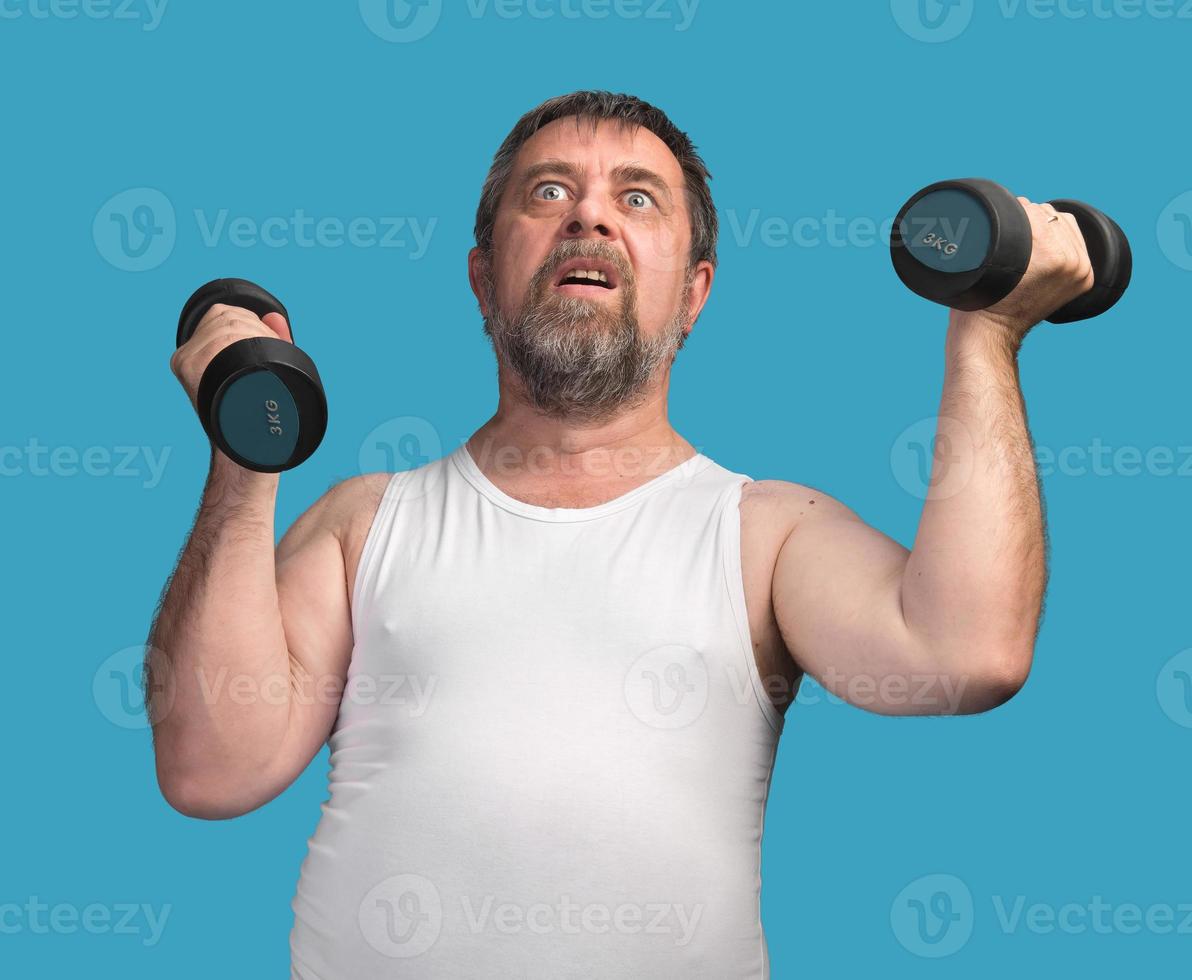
[682,260,715,331]
[468,247,493,316]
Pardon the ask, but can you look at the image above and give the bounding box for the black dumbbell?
[176,278,327,473]
[890,178,1132,324]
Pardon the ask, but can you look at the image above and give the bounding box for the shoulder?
[738,478,856,540]
[279,472,393,556]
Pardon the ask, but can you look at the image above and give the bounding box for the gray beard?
[482,247,691,424]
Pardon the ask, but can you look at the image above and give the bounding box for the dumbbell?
[890,178,1132,323]
[175,278,327,473]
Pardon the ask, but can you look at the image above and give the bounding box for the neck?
[466,366,695,488]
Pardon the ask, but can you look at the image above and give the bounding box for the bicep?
[772,499,935,714]
[271,485,357,773]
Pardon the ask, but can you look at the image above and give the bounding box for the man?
[148,91,1093,977]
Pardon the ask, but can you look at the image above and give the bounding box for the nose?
[562,192,616,244]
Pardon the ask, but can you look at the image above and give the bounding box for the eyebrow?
[517,158,675,208]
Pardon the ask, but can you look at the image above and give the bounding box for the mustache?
[528,240,633,295]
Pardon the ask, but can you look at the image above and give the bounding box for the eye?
[624,190,656,210]
[533,182,571,202]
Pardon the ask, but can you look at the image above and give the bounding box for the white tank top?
[290,444,785,978]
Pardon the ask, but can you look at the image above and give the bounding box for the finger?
[194,303,265,338]
[1058,212,1094,283]
[1043,206,1082,259]
[260,311,292,342]
[186,330,263,372]
[1019,201,1056,240]
[188,312,266,347]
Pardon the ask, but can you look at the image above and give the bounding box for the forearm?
[901,312,1047,691]
[147,452,293,806]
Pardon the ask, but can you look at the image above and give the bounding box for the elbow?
[956,647,1033,715]
[156,769,260,821]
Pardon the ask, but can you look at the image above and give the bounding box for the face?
[470,116,714,422]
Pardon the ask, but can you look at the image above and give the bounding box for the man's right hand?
[169,303,292,412]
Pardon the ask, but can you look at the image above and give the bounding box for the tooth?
[597,271,608,282]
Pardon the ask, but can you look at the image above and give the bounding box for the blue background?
[2,0,1189,975]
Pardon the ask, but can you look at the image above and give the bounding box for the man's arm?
[146,459,361,818]
[147,299,371,819]
[770,198,1094,716]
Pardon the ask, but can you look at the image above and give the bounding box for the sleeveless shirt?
[290,444,784,978]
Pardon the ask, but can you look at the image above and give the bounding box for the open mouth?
[553,258,620,294]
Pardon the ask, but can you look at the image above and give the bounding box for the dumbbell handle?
[176,278,293,347]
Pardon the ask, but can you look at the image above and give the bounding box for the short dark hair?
[474,91,717,269]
